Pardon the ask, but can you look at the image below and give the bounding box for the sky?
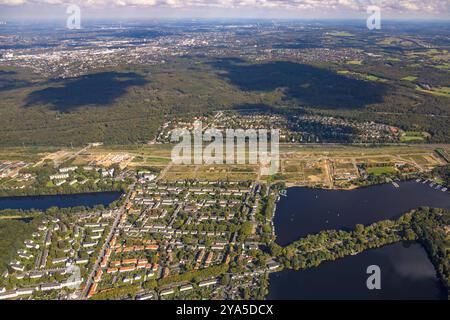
[0,0,449,21]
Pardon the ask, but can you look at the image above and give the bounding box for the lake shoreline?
[0,185,126,199]
[269,182,450,300]
[0,190,123,200]
[0,191,123,211]
[268,241,447,300]
[273,180,450,246]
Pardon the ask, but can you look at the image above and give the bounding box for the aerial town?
[0,140,448,300]
[0,7,449,305]
[0,164,281,300]
[0,23,368,79]
[154,111,403,145]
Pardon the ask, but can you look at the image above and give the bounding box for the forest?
[0,215,42,272]
[432,165,450,187]
[0,53,448,147]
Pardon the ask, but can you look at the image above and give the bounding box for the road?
[63,145,92,166]
[80,183,136,300]
[157,161,173,181]
[168,204,181,227]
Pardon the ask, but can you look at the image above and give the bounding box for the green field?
[328,32,354,37]
[401,76,417,81]
[434,63,450,70]
[400,131,427,142]
[337,70,385,82]
[346,60,363,65]
[146,157,172,164]
[365,75,383,82]
[400,136,425,142]
[367,166,397,175]
[416,86,450,98]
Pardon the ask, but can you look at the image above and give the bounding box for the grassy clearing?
[0,147,58,162]
[365,75,382,82]
[328,32,354,37]
[433,87,450,96]
[408,155,430,165]
[337,70,385,82]
[346,60,363,65]
[434,63,450,70]
[378,37,415,47]
[401,136,425,142]
[146,157,172,164]
[367,166,397,175]
[400,131,427,142]
[334,162,355,170]
[416,86,450,98]
[401,76,418,81]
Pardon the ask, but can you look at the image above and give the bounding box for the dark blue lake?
[270,181,450,300]
[268,242,447,300]
[0,192,122,211]
[274,181,450,246]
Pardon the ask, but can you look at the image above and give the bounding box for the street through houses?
[80,183,136,299]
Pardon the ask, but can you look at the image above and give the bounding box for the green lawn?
[146,157,172,164]
[346,60,363,65]
[400,136,425,142]
[416,86,450,98]
[328,32,354,37]
[400,132,426,142]
[434,63,450,70]
[366,75,380,81]
[401,76,417,81]
[337,70,384,82]
[367,166,397,175]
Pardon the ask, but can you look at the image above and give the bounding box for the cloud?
[0,0,448,15]
[0,0,26,4]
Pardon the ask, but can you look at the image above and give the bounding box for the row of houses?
[123,225,227,238]
[0,278,83,300]
[159,279,218,298]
